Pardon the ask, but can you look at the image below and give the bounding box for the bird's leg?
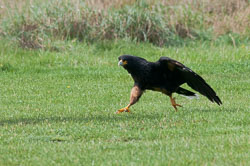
[169,94,182,112]
[116,85,143,114]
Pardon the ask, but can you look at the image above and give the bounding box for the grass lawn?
[0,40,249,165]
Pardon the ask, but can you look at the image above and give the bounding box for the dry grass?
[0,0,249,48]
[85,0,250,36]
[201,0,250,36]
[212,5,250,36]
[85,0,136,10]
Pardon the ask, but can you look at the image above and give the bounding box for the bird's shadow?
[0,108,231,126]
[0,112,163,126]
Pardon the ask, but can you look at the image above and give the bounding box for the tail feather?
[180,67,222,105]
[176,87,196,96]
[185,73,222,105]
[176,87,199,99]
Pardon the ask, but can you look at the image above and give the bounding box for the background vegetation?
[0,0,249,49]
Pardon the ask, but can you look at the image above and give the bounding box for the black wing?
[159,57,222,105]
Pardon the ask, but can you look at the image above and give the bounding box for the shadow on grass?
[0,107,230,126]
[0,112,164,126]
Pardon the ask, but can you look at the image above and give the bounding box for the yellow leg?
[116,86,143,114]
[116,105,131,114]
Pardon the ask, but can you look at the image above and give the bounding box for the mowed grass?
[0,40,249,165]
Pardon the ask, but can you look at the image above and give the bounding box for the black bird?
[117,55,222,113]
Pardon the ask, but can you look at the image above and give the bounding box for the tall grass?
[0,0,249,48]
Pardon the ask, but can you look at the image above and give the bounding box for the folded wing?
[159,57,222,105]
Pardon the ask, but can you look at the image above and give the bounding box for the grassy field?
[0,40,249,165]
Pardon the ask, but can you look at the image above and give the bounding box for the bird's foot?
[172,103,182,112]
[116,107,131,114]
[170,97,182,112]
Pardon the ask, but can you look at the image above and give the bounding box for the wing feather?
[159,57,222,105]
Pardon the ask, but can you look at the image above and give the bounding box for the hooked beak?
[118,60,123,66]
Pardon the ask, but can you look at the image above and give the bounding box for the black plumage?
[117,55,222,113]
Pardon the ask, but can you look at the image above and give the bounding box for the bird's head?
[118,55,147,69]
[118,55,149,83]
[118,55,130,67]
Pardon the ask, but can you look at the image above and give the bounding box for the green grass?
[0,40,249,165]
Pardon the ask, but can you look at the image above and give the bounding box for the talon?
[172,104,182,112]
[125,109,130,113]
[175,104,182,107]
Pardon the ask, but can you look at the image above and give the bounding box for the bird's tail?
[176,87,198,99]
[183,71,222,105]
